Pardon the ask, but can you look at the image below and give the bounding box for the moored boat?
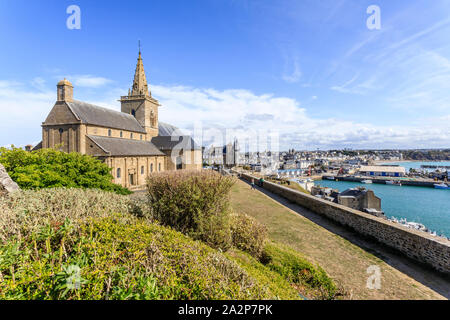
[386,180,401,186]
[434,183,449,189]
[361,179,373,184]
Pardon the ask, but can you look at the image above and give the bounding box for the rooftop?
[359,165,406,173]
[87,135,165,157]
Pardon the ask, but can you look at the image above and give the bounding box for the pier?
[322,175,440,188]
[421,165,450,170]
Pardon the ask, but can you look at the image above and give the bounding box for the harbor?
[321,175,445,188]
[315,179,450,238]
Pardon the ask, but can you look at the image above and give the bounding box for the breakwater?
[421,165,450,169]
[323,175,438,188]
[234,171,450,275]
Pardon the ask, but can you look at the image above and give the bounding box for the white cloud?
[69,75,113,88]
[152,84,450,150]
[0,79,448,150]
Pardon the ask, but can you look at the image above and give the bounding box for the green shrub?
[146,170,236,250]
[0,188,132,244]
[230,212,267,258]
[0,146,131,195]
[0,215,274,300]
[261,242,337,300]
[226,249,301,300]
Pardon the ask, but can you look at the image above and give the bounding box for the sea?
[315,161,450,238]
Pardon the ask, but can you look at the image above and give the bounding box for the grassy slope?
[0,188,303,300]
[230,180,444,300]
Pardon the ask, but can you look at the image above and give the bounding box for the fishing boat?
[361,179,373,184]
[434,183,449,189]
[386,180,402,186]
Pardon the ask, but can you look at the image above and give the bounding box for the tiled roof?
[87,135,164,157]
[151,135,201,151]
[67,100,146,133]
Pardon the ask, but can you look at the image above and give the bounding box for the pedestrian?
[251,178,256,190]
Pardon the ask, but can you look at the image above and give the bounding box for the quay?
[322,175,440,188]
[421,165,450,169]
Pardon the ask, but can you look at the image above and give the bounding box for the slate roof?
[151,136,201,151]
[67,100,146,133]
[87,135,165,157]
[158,122,182,136]
[31,141,42,151]
[339,188,366,197]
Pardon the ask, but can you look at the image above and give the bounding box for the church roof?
[151,135,201,151]
[67,100,147,133]
[158,122,181,136]
[87,135,164,157]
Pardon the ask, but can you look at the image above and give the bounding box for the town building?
[34,50,201,190]
[337,188,383,217]
[358,165,406,177]
[311,186,384,217]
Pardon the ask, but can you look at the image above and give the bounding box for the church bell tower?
[120,46,160,139]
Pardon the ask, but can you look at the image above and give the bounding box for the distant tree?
[0,146,131,195]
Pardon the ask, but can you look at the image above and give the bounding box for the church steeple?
[130,48,150,97]
[120,44,160,139]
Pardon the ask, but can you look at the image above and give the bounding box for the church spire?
[131,44,150,97]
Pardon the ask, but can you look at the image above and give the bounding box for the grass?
[230,179,445,300]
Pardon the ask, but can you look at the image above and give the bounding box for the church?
[34,50,202,190]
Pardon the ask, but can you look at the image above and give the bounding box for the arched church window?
[117,168,121,178]
[59,128,64,134]
[150,163,153,172]
[120,131,123,138]
[131,133,134,139]
[131,109,136,117]
[141,166,144,175]
[108,129,112,137]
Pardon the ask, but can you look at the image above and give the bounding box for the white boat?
[386,180,402,186]
[434,183,449,189]
[361,179,373,184]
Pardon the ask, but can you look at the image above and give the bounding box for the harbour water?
[383,161,450,172]
[314,179,450,238]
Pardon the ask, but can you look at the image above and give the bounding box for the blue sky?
[0,0,449,150]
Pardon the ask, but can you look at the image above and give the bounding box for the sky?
[0,0,449,151]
